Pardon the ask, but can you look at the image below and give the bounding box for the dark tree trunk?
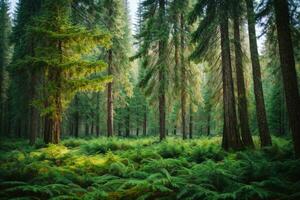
[126,107,130,137]
[173,125,177,135]
[180,13,187,140]
[274,0,300,158]
[96,93,100,137]
[44,115,52,144]
[159,0,166,141]
[85,123,89,137]
[233,8,254,148]
[29,72,38,145]
[189,103,193,139]
[220,8,243,151]
[118,121,122,136]
[52,88,62,144]
[90,121,94,136]
[143,108,147,136]
[74,95,79,138]
[107,49,114,137]
[246,0,272,147]
[207,112,211,136]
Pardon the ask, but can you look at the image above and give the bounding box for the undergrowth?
[0,136,299,200]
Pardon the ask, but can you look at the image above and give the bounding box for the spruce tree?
[273,0,300,158]
[15,0,111,144]
[9,0,42,141]
[231,0,254,147]
[245,0,272,147]
[0,0,10,136]
[190,0,243,150]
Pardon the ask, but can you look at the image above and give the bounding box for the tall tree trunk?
[143,106,147,136]
[52,88,62,144]
[233,8,254,148]
[126,106,130,137]
[246,0,271,146]
[44,115,52,144]
[90,121,94,136]
[207,112,211,136]
[136,126,139,136]
[189,103,193,139]
[158,0,166,141]
[274,0,300,158]
[173,125,177,135]
[118,121,122,136]
[96,93,100,137]
[85,123,89,137]
[180,13,187,140]
[220,8,243,150]
[29,72,38,145]
[107,49,114,137]
[74,95,79,138]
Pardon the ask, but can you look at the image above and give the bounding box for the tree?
[190,0,243,150]
[18,0,111,144]
[100,0,133,137]
[273,0,300,158]
[231,1,254,147]
[135,0,170,141]
[0,0,10,136]
[245,0,272,147]
[9,0,42,141]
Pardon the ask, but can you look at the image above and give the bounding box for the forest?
[0,0,300,199]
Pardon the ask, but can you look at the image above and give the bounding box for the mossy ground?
[0,136,299,200]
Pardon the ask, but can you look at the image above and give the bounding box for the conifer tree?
[15,0,111,144]
[135,0,170,141]
[9,0,42,141]
[231,0,254,147]
[273,0,300,158]
[245,0,272,147]
[190,0,243,150]
[0,0,10,135]
[99,0,133,137]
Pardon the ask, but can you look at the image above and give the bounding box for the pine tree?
[15,0,111,144]
[100,0,133,137]
[231,0,254,147]
[273,0,300,158]
[9,0,42,141]
[245,0,272,147]
[190,0,243,150]
[135,0,171,141]
[0,0,10,136]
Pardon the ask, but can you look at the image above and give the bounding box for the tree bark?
[85,123,89,137]
[158,0,166,141]
[207,112,211,136]
[233,7,254,148]
[107,49,114,137]
[274,0,300,158]
[180,13,187,140]
[126,106,130,137]
[29,72,38,145]
[96,93,100,137]
[189,103,193,139]
[74,95,79,138]
[246,0,272,147]
[220,8,243,150]
[143,107,147,136]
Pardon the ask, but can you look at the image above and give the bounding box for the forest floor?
[0,136,300,200]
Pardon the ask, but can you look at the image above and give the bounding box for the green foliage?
[1,137,299,200]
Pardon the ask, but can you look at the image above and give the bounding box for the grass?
[0,136,299,200]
